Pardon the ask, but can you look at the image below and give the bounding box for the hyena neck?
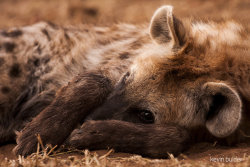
[221,50,250,106]
[71,23,152,84]
[217,43,250,135]
[191,20,250,104]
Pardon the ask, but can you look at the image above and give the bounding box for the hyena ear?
[149,5,186,49]
[202,82,242,138]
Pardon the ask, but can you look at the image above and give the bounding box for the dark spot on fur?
[33,59,40,66]
[119,52,130,60]
[71,58,76,65]
[97,39,110,45]
[228,58,233,68]
[9,63,21,78]
[3,42,16,52]
[130,40,142,49]
[96,30,105,35]
[150,76,156,80]
[0,57,5,66]
[83,8,98,17]
[36,45,42,54]
[44,79,53,85]
[1,86,10,94]
[47,21,58,29]
[101,61,108,65]
[64,64,71,72]
[44,66,52,73]
[105,57,111,61]
[2,29,23,38]
[64,32,70,40]
[41,29,51,41]
[41,55,50,64]
[34,42,42,54]
[34,41,39,46]
[27,57,40,67]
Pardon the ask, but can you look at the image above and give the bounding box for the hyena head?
[89,6,243,138]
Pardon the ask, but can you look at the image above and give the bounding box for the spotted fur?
[0,6,249,158]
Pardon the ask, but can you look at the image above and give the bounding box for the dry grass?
[0,0,250,166]
[1,146,250,167]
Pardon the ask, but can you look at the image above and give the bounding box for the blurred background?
[0,0,249,28]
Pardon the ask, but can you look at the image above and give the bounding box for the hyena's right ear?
[149,6,186,49]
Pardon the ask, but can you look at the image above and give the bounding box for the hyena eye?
[138,110,154,123]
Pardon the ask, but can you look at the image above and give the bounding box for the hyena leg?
[12,91,56,140]
[14,90,56,122]
[14,72,112,156]
[0,87,55,144]
[11,85,56,122]
[65,120,190,158]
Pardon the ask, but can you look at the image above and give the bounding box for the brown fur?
[0,5,249,158]
[65,120,189,158]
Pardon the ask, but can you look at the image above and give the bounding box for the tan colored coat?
[0,6,249,158]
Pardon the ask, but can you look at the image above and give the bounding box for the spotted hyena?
[0,6,249,158]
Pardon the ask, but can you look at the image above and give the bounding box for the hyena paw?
[64,121,99,149]
[14,129,38,156]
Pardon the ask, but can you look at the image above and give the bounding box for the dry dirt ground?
[0,0,250,166]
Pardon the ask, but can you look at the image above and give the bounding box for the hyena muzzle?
[0,6,249,158]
